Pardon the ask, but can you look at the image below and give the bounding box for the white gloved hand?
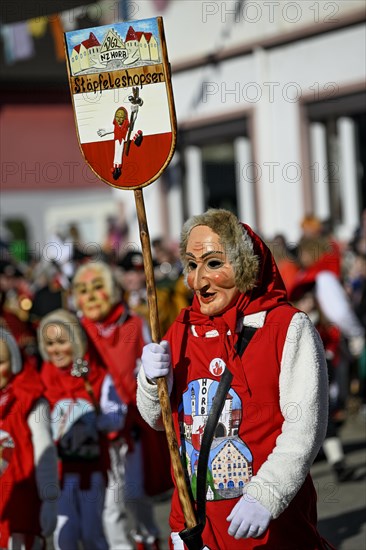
[40,499,58,537]
[227,495,272,539]
[141,341,173,393]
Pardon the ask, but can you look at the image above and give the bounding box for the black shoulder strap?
[195,367,233,525]
[235,324,258,357]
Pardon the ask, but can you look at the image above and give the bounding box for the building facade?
[1,0,365,258]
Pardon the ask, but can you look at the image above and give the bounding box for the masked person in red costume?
[137,209,333,550]
[0,328,58,550]
[72,262,171,550]
[289,235,365,367]
[38,309,126,550]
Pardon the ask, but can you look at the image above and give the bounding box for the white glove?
[227,495,272,539]
[141,341,173,393]
[40,499,58,537]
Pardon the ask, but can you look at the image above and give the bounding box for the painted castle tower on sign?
[178,378,253,501]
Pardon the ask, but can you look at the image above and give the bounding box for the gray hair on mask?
[0,328,22,374]
[72,261,121,309]
[38,309,87,362]
[180,209,259,294]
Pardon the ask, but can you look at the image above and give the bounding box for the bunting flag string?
[0,0,173,66]
[1,21,35,64]
[27,17,48,39]
[0,2,104,65]
[1,15,62,65]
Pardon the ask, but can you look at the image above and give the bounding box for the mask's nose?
[192,263,209,293]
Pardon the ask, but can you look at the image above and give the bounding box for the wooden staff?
[64,15,200,540]
[134,188,198,530]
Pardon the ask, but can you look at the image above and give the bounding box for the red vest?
[167,305,326,550]
[80,304,145,405]
[80,304,173,496]
[0,366,44,548]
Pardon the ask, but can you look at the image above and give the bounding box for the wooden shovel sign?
[64,16,198,535]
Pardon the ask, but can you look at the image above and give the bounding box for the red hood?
[288,241,341,302]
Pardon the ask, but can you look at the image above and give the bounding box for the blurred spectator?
[117,250,150,323]
[29,263,66,326]
[289,284,355,482]
[300,215,323,239]
[118,248,192,337]
[102,203,129,262]
[72,261,170,550]
[268,234,300,292]
[152,238,193,332]
[0,259,39,370]
[350,208,366,257]
[291,235,365,414]
[343,210,366,412]
[68,222,94,265]
[38,309,126,550]
[344,251,366,330]
[0,328,58,549]
[45,228,75,282]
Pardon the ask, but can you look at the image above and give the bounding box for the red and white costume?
[137,226,331,549]
[0,364,55,550]
[112,107,129,166]
[80,302,172,547]
[41,349,125,550]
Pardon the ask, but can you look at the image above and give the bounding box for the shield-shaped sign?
[64,17,176,189]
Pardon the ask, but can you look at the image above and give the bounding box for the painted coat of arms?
[64,17,176,189]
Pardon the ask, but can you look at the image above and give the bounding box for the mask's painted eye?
[75,286,86,295]
[187,260,197,271]
[93,283,104,291]
[207,259,223,269]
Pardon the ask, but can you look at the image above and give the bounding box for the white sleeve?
[245,312,329,518]
[28,398,59,501]
[315,271,364,338]
[136,368,165,431]
[96,374,127,433]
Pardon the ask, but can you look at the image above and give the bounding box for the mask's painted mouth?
[198,290,216,303]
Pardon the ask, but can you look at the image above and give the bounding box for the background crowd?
[0,209,365,549]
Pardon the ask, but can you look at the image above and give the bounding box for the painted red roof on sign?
[82,32,100,49]
[125,26,138,41]
[136,31,153,43]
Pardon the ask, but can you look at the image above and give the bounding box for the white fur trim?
[136,369,164,431]
[245,312,328,518]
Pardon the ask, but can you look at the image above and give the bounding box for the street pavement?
[312,409,366,550]
[153,409,366,550]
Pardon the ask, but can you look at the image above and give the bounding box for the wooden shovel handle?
[125,109,137,157]
[134,188,197,529]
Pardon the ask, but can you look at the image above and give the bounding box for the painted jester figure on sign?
[65,18,176,189]
[97,87,143,180]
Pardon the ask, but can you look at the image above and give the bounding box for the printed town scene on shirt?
[178,378,253,501]
[64,17,176,190]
